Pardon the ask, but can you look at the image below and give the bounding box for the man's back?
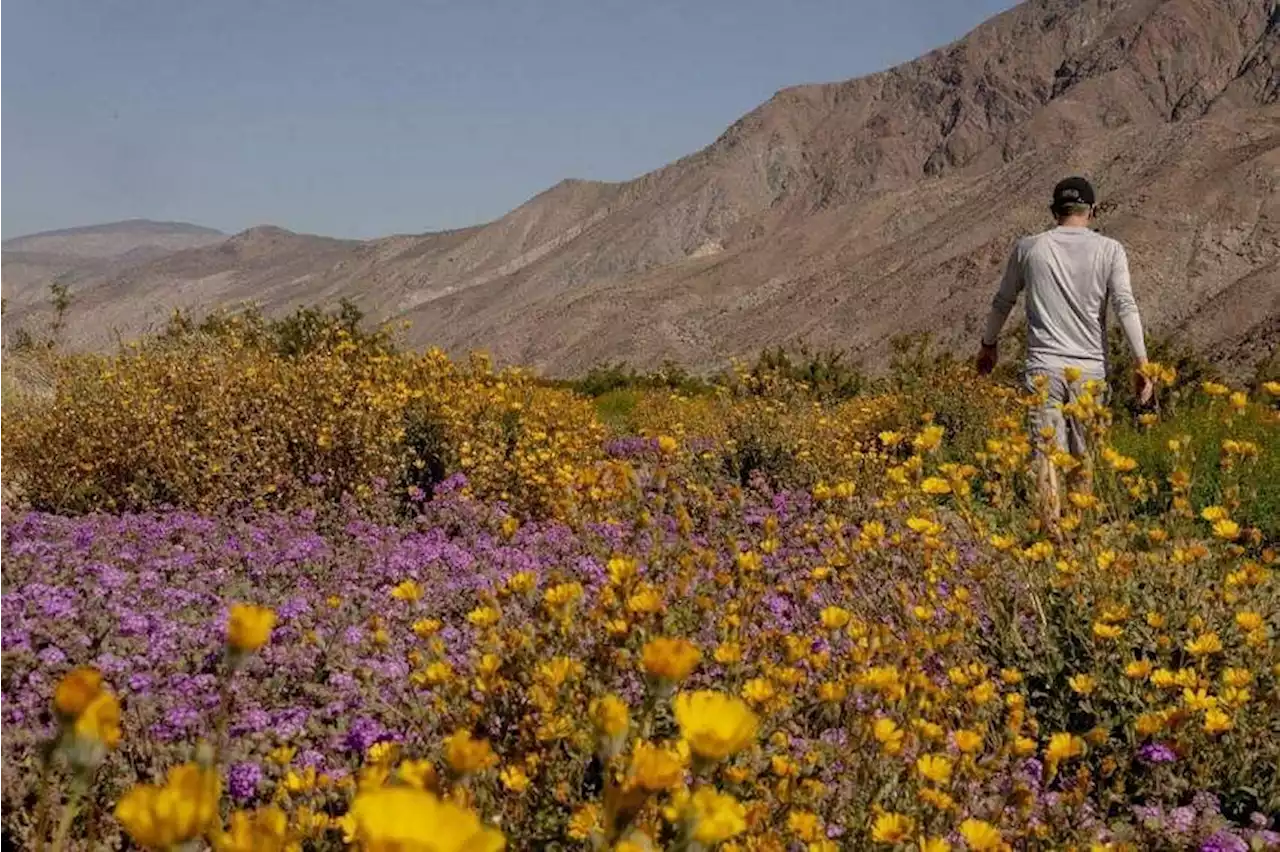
[977,176,1152,530]
[997,225,1139,375]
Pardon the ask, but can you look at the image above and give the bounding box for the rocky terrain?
[4,0,1277,376]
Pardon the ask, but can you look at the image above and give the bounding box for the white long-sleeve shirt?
[983,225,1148,374]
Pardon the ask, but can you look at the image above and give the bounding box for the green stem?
[31,737,57,852]
[51,778,86,852]
[214,653,240,764]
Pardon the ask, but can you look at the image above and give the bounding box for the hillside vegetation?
[2,305,1278,850]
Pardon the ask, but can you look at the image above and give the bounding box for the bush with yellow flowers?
[2,341,1278,850]
[2,317,605,518]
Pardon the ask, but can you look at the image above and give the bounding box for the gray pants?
[1023,367,1108,456]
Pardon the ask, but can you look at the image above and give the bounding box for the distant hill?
[3,219,225,259]
[4,0,1277,377]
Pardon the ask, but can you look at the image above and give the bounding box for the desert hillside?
[4,0,1277,375]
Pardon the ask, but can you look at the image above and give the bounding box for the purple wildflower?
[1138,742,1177,764]
[1200,831,1248,852]
[228,762,263,803]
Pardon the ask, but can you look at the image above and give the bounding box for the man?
[976,176,1153,521]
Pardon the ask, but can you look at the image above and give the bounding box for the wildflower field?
[2,310,1278,851]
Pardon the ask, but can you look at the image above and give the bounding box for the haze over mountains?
[4,0,1278,377]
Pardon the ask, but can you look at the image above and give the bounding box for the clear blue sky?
[3,0,1017,240]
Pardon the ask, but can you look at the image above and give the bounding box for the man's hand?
[976,342,998,376]
[1133,366,1154,407]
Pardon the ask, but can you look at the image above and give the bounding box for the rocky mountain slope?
[4,0,1277,376]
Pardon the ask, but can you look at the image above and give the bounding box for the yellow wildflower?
[820,606,851,630]
[1014,736,1038,756]
[1124,660,1153,679]
[921,477,952,495]
[466,606,501,628]
[1068,674,1096,695]
[1235,611,1263,631]
[787,810,822,842]
[397,759,438,791]
[918,788,956,811]
[1185,632,1223,656]
[1222,668,1253,688]
[959,819,1003,851]
[391,580,422,601]
[672,691,758,761]
[1182,688,1217,711]
[741,678,776,706]
[953,729,983,754]
[505,571,535,594]
[348,786,505,852]
[641,637,702,683]
[873,718,904,755]
[73,691,122,750]
[714,642,743,664]
[366,742,399,766]
[590,693,631,757]
[1092,622,1123,640]
[870,812,914,843]
[214,806,290,852]
[499,765,530,793]
[226,603,276,653]
[1200,505,1229,522]
[686,788,746,845]
[443,729,498,774]
[1203,708,1234,735]
[567,804,601,840]
[1046,733,1086,764]
[53,666,105,720]
[544,581,584,609]
[627,741,684,792]
[915,753,953,785]
[1213,519,1241,540]
[1137,711,1165,737]
[626,586,663,614]
[968,681,997,705]
[606,556,637,585]
[268,745,296,766]
[116,763,221,850]
[412,619,443,638]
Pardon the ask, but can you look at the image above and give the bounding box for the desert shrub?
[733,342,868,402]
[593,388,643,432]
[156,300,393,359]
[880,332,1018,461]
[402,353,608,517]
[553,358,715,399]
[622,377,905,493]
[2,333,409,513]
[2,322,606,518]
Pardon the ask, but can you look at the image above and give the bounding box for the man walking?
[976,176,1153,521]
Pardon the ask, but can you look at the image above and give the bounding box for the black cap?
[1052,176,1096,209]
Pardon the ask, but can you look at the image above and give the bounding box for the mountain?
[3,219,225,258]
[2,220,228,319]
[4,0,1277,376]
